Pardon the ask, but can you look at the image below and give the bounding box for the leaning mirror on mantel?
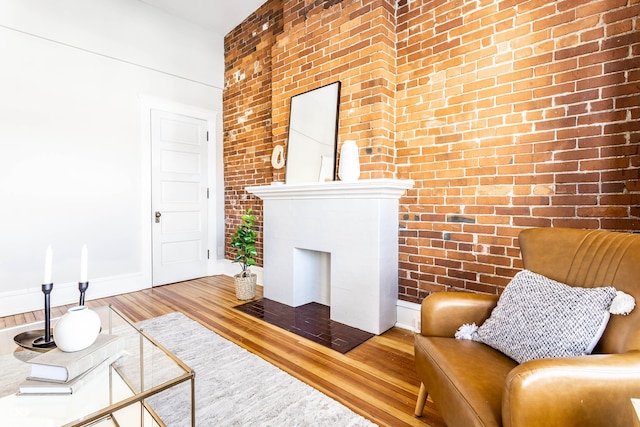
[285,81,341,184]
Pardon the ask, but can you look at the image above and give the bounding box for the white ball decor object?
[54,306,101,352]
[338,139,360,182]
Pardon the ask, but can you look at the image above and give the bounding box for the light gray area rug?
[140,312,377,427]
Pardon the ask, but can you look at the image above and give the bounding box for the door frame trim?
[139,95,223,287]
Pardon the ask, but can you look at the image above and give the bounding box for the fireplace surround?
[247,179,413,334]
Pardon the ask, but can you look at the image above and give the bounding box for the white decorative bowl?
[54,305,101,352]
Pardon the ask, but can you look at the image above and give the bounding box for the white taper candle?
[44,245,53,284]
[80,244,88,283]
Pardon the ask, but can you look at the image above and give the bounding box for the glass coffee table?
[0,305,194,426]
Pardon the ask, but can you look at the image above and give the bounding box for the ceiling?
[139,0,267,36]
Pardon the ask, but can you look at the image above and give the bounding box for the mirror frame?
[285,81,341,184]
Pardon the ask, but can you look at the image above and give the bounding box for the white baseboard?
[222,259,419,332]
[221,259,264,285]
[2,262,420,335]
[0,273,150,318]
[395,299,421,332]
[0,261,257,318]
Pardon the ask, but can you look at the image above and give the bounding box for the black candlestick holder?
[78,281,89,306]
[32,283,56,349]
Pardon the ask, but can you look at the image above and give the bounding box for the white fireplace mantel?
[247,178,414,200]
[247,179,414,335]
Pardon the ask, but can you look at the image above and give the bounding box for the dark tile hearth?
[234,298,374,354]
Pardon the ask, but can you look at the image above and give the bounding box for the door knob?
[155,211,162,223]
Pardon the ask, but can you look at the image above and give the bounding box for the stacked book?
[18,334,124,395]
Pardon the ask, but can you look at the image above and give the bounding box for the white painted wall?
[0,0,224,316]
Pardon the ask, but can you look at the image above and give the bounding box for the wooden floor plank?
[1,275,445,427]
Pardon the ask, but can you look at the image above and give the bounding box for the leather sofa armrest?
[503,352,640,427]
[420,292,498,337]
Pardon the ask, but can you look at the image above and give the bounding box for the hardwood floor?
[1,276,445,427]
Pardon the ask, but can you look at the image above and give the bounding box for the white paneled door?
[151,110,208,286]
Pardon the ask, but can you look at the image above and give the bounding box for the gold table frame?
[0,305,195,427]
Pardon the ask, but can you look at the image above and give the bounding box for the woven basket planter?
[234,272,257,300]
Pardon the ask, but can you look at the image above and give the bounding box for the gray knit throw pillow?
[476,270,617,364]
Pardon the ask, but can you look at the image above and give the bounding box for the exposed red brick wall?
[396,0,639,302]
[272,0,398,179]
[223,1,284,267]
[224,0,639,301]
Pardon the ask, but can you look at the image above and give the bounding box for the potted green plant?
[229,208,258,299]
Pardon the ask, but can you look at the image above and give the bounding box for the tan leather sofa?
[414,227,640,426]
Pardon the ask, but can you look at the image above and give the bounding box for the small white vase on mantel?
[338,140,360,182]
[54,305,101,352]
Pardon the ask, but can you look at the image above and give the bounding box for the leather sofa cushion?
[415,335,517,427]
